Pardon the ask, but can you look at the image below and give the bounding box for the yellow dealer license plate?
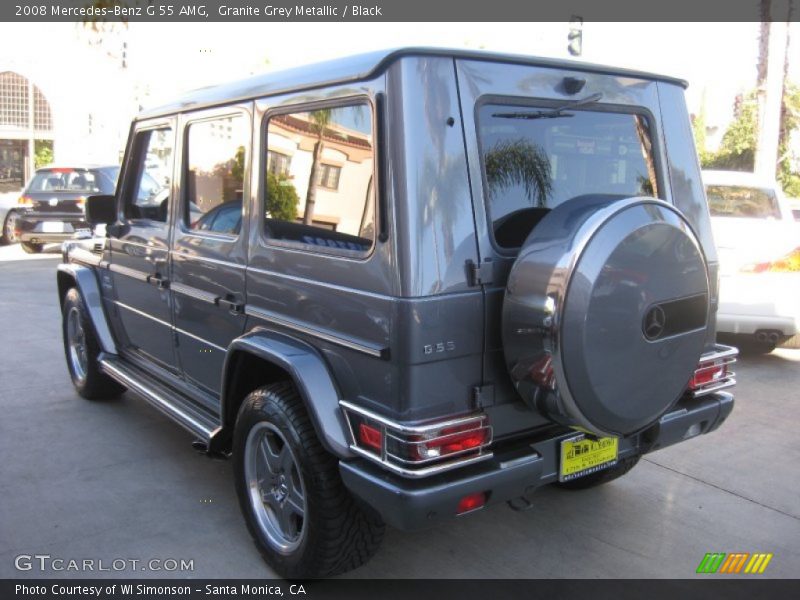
[559,434,619,482]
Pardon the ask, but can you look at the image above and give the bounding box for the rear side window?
[705,185,782,219]
[478,103,660,248]
[263,103,375,256]
[184,115,247,235]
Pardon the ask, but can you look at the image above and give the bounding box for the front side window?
[126,127,173,222]
[478,103,659,248]
[263,103,375,255]
[705,185,782,219]
[184,115,247,235]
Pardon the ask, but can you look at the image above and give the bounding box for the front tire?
[233,382,384,578]
[21,241,43,254]
[62,288,125,400]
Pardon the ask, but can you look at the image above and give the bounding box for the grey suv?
[57,48,737,578]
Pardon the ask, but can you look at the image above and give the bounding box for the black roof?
[139,47,688,119]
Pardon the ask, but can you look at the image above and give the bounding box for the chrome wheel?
[244,421,306,554]
[66,306,88,383]
[4,211,19,243]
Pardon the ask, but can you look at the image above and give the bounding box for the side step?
[99,355,219,443]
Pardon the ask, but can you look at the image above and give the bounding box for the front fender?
[56,263,117,354]
[222,330,353,458]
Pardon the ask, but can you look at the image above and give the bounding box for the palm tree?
[303,109,332,225]
[484,139,552,207]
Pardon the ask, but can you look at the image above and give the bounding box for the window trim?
[474,94,666,255]
[259,95,379,261]
[119,120,176,226]
[178,108,250,242]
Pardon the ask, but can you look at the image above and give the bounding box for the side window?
[263,103,375,256]
[126,127,174,222]
[184,115,247,235]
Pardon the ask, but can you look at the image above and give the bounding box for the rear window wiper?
[492,93,604,120]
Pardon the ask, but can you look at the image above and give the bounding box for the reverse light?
[456,492,487,515]
[408,423,490,461]
[740,247,800,273]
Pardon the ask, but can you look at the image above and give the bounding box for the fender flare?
[221,329,354,458]
[56,263,117,354]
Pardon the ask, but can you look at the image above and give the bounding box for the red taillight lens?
[358,423,382,452]
[741,247,800,273]
[412,423,489,460]
[456,492,487,514]
[688,359,729,390]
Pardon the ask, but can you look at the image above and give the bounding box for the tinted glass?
[478,104,659,248]
[263,104,375,255]
[706,185,782,219]
[28,169,102,193]
[127,128,173,222]
[185,115,247,234]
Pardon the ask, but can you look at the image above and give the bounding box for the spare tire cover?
[502,196,709,437]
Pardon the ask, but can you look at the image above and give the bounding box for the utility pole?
[754,4,790,179]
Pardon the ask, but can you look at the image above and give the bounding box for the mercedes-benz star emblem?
[643,305,666,340]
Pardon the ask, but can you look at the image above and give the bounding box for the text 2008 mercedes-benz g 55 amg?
[58,48,737,578]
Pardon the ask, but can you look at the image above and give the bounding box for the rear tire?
[556,455,640,490]
[1,210,19,245]
[21,241,43,254]
[233,382,384,578]
[62,288,125,400]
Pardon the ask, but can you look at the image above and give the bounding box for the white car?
[0,191,21,245]
[704,170,800,352]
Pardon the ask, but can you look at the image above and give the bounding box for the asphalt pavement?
[1,258,798,579]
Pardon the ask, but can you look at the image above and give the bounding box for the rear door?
[170,105,251,397]
[107,121,179,371]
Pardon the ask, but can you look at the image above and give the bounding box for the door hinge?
[173,330,180,347]
[467,259,493,286]
[473,384,495,409]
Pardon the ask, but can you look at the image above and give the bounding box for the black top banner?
[3,0,799,22]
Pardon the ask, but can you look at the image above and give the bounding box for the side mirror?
[85,194,116,226]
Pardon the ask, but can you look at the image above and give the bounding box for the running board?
[99,355,219,442]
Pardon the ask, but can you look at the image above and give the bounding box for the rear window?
[478,104,660,248]
[27,169,103,193]
[705,185,782,219]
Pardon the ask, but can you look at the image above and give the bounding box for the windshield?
[478,104,660,248]
[28,169,103,193]
[705,185,782,219]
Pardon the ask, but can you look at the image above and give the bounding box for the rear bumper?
[19,213,88,244]
[717,274,800,336]
[340,391,734,531]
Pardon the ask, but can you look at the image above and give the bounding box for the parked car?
[0,191,20,245]
[16,165,120,253]
[788,196,800,222]
[703,170,800,353]
[58,48,738,578]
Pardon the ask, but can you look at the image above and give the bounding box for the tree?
[34,140,53,169]
[777,83,800,197]
[303,109,331,225]
[484,139,552,207]
[267,173,299,222]
[701,92,758,172]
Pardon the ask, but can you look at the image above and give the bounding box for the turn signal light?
[456,492,487,514]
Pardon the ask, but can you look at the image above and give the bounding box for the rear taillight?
[76,196,86,210]
[341,401,493,478]
[687,345,737,397]
[18,195,31,207]
[740,247,800,273]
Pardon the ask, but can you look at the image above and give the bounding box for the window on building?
[263,103,375,256]
[267,150,291,176]
[314,164,341,190]
[184,115,247,235]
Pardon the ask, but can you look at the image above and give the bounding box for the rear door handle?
[146,273,169,289]
[216,295,243,315]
